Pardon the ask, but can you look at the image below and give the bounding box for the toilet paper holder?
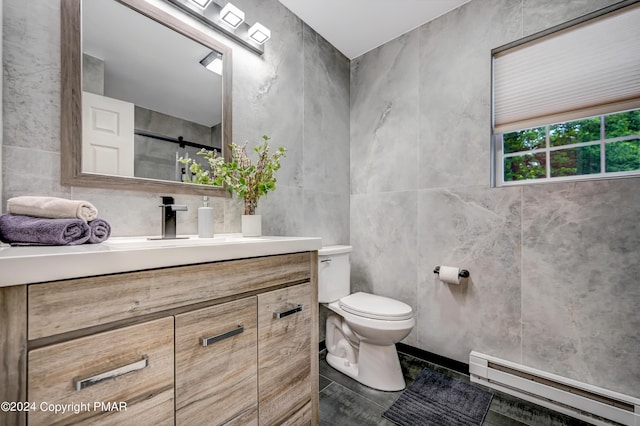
[433,266,470,278]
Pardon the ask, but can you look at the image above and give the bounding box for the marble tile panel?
[302,190,349,245]
[231,0,304,190]
[417,185,522,364]
[82,54,104,96]
[68,186,230,237]
[68,188,161,237]
[350,31,419,194]
[417,0,522,190]
[217,196,240,233]
[522,0,622,37]
[303,24,350,195]
[521,178,640,398]
[257,185,304,237]
[134,138,183,182]
[350,191,418,345]
[2,147,71,208]
[3,0,61,153]
[134,107,213,149]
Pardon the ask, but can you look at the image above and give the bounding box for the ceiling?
[278,0,471,59]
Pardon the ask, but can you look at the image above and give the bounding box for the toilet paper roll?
[438,265,462,285]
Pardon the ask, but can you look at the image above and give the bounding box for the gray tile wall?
[82,54,104,95]
[1,0,350,244]
[134,106,216,182]
[4,0,638,401]
[350,0,639,398]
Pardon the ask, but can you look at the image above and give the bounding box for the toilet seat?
[339,292,413,321]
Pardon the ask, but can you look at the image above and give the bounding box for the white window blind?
[493,3,640,134]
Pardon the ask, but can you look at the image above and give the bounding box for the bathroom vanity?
[0,235,321,426]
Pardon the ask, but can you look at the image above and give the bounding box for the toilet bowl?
[319,245,415,391]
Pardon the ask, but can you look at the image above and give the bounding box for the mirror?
[61,0,232,196]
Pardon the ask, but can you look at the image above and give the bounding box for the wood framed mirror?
[61,0,232,196]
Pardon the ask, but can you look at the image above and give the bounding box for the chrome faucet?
[157,196,188,239]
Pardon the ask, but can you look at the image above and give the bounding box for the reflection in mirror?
[61,0,232,196]
[82,0,222,182]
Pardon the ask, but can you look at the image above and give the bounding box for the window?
[491,2,640,186]
[497,109,640,184]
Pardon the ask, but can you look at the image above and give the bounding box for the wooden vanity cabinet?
[12,252,318,426]
[175,296,258,425]
[28,317,175,426]
[258,283,313,425]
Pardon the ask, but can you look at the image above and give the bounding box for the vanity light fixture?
[219,3,244,29]
[189,0,213,9]
[200,51,223,75]
[166,0,269,55]
[248,22,271,44]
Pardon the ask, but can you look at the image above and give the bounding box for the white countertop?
[0,234,322,287]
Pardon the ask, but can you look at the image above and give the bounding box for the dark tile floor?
[318,348,597,426]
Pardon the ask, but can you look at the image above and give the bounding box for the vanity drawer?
[175,296,258,425]
[27,317,174,426]
[28,252,311,340]
[257,283,312,425]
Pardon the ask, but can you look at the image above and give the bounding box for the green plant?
[179,135,287,215]
[179,149,225,186]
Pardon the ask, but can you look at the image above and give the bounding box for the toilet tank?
[318,245,352,303]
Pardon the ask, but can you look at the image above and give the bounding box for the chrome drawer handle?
[320,258,332,263]
[74,355,149,391]
[200,325,244,347]
[273,304,304,319]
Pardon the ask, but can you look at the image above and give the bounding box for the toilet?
[319,245,415,391]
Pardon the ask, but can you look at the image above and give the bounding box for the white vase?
[242,214,262,237]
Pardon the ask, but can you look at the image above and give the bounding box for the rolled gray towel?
[7,196,98,222]
[88,218,111,244]
[0,214,91,246]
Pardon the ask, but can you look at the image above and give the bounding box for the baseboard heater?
[469,351,640,426]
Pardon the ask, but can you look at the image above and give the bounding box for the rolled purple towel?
[88,218,111,243]
[0,214,91,246]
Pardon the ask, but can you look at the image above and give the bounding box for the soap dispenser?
[198,196,214,238]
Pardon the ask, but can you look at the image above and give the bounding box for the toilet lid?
[339,292,413,321]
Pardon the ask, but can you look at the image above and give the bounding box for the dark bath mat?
[383,368,493,426]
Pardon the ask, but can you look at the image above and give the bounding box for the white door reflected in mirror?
[82,91,134,176]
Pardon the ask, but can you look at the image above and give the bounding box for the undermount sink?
[104,234,268,250]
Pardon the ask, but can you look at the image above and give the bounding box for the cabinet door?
[258,283,312,426]
[175,297,258,425]
[28,317,174,426]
